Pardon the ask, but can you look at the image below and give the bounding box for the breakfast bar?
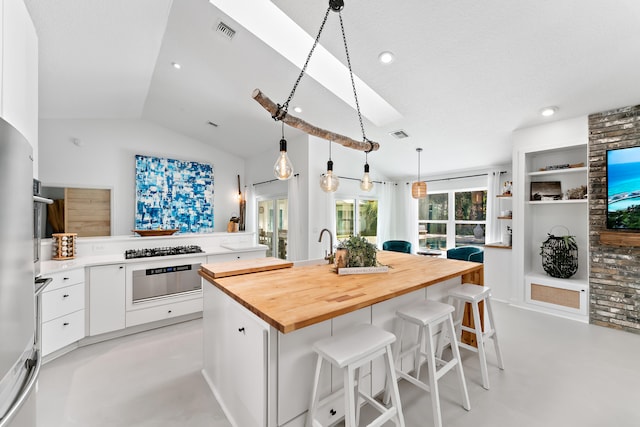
[199,251,483,427]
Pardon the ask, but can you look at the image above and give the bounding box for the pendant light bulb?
[274,124,293,180]
[412,147,427,199]
[360,162,373,192]
[320,160,340,193]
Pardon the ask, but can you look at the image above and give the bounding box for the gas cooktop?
[124,245,204,259]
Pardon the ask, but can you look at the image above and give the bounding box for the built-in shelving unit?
[512,117,589,322]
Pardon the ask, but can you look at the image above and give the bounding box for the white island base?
[201,275,464,427]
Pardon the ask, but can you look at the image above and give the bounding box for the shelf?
[528,166,587,177]
[497,216,512,220]
[528,199,587,205]
[485,243,512,250]
[496,194,513,198]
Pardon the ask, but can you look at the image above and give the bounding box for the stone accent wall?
[588,105,640,333]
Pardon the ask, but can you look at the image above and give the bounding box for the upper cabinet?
[1,0,38,148]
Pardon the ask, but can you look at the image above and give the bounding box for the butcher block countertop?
[199,251,483,334]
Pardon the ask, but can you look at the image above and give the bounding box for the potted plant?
[338,235,378,268]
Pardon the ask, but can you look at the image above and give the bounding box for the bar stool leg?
[471,300,490,390]
[384,320,406,406]
[446,313,471,411]
[414,323,424,379]
[424,323,443,427]
[306,355,324,427]
[384,344,406,427]
[485,297,505,370]
[344,366,357,427]
[354,367,362,426]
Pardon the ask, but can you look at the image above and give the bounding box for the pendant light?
[320,141,339,192]
[273,121,294,180]
[411,147,427,199]
[360,150,373,192]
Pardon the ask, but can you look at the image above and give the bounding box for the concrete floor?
[37,302,640,427]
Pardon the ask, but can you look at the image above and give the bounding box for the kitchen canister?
[52,233,77,260]
[539,226,578,278]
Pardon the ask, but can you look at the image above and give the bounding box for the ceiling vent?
[215,21,236,40]
[389,129,409,139]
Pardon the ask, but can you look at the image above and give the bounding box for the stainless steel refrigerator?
[0,118,39,427]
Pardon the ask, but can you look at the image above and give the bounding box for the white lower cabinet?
[89,264,125,336]
[203,284,268,427]
[42,309,85,356]
[41,269,86,356]
[277,319,331,426]
[126,298,202,327]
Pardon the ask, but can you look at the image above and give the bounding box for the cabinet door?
[1,0,38,146]
[225,300,268,427]
[89,264,126,336]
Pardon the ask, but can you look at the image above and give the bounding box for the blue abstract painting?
[135,155,214,233]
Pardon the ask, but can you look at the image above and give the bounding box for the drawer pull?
[119,266,124,269]
[330,409,336,416]
[63,277,70,281]
[63,322,70,326]
[63,294,70,298]
[168,310,172,314]
[238,327,245,334]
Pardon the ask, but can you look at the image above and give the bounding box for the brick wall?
[588,105,640,333]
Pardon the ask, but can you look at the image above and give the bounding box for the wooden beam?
[252,88,380,152]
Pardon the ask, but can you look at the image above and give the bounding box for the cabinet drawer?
[42,283,85,322]
[125,297,203,328]
[42,309,85,356]
[43,268,84,292]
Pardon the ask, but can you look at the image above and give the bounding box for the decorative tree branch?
[252,89,380,152]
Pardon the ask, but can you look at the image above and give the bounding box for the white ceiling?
[25,0,640,180]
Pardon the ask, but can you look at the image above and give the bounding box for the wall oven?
[125,256,206,311]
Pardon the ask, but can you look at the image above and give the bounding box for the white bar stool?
[440,284,504,390]
[387,300,470,427]
[306,323,405,427]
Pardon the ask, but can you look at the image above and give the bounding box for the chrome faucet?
[318,228,334,264]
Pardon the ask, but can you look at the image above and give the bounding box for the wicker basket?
[540,226,578,278]
[52,233,77,260]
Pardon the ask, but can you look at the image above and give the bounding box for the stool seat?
[447,283,491,302]
[313,323,396,368]
[396,300,454,326]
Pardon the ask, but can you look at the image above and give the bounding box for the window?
[418,189,487,250]
[335,198,378,245]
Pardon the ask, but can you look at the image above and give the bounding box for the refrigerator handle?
[33,195,53,205]
[0,352,41,427]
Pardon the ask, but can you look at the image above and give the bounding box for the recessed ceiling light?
[540,106,558,117]
[293,106,303,113]
[171,62,182,70]
[378,51,395,64]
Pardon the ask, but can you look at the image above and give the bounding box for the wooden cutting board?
[200,257,293,278]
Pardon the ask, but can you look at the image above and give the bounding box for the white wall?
[37,118,245,235]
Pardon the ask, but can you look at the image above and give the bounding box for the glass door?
[258,198,288,259]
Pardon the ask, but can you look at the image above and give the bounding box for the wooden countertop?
[199,251,483,334]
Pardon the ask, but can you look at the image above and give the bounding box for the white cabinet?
[41,269,86,356]
[88,264,126,336]
[202,284,269,427]
[1,0,38,147]
[512,117,589,322]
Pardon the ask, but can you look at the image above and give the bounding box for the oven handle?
[33,195,53,205]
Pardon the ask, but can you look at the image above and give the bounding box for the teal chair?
[382,240,412,253]
[446,246,483,263]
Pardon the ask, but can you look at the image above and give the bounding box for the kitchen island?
[199,251,483,427]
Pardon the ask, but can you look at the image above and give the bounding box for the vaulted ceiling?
[25,0,640,179]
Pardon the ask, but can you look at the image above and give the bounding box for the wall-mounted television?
[607,146,640,230]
